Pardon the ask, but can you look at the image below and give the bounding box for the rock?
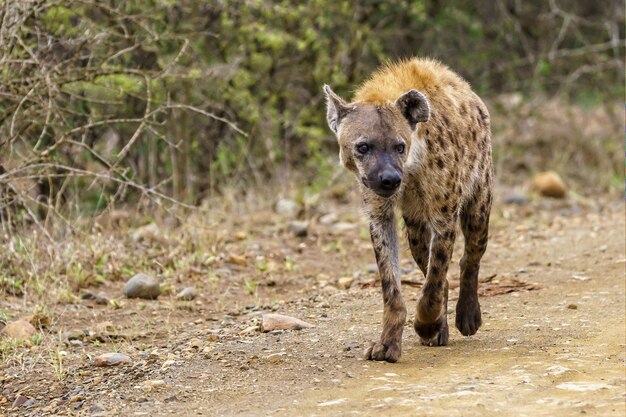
[94,352,131,367]
[365,263,378,274]
[504,193,528,205]
[227,254,247,266]
[261,313,314,332]
[287,221,309,237]
[567,303,578,310]
[176,287,196,301]
[275,198,299,217]
[140,379,166,392]
[12,394,29,407]
[1,319,37,340]
[123,273,160,299]
[81,292,96,300]
[319,213,338,225]
[329,222,357,235]
[336,276,354,290]
[95,292,109,305]
[532,171,567,198]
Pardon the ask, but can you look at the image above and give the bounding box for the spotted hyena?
[323,58,493,362]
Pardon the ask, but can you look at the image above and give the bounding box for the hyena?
[323,58,493,362]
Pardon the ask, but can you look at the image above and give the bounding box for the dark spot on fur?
[437,158,445,169]
[441,205,448,214]
[477,105,488,122]
[410,238,419,246]
[435,248,448,263]
[425,129,430,136]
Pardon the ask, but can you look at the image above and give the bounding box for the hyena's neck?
[406,133,427,171]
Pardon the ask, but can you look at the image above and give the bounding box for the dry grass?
[490,95,622,192]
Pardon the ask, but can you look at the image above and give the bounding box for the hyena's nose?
[380,171,401,190]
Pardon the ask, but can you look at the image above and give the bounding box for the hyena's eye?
[356,143,370,154]
[396,144,405,154]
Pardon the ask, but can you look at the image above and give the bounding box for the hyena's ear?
[395,89,430,130]
[323,84,350,134]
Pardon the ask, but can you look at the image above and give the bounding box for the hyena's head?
[323,85,430,198]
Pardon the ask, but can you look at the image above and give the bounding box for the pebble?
[329,222,357,235]
[319,213,338,225]
[12,394,29,408]
[275,198,299,217]
[123,273,161,299]
[336,276,355,290]
[287,221,309,237]
[1,319,37,340]
[261,313,314,332]
[94,352,131,367]
[504,193,528,205]
[95,292,110,305]
[176,287,197,301]
[141,379,166,392]
[567,304,578,310]
[532,171,567,198]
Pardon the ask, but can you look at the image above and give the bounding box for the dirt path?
[1,196,624,416]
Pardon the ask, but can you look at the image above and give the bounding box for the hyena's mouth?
[361,178,400,198]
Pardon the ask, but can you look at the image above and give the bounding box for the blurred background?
[0,0,623,228]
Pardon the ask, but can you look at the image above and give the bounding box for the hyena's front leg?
[414,226,456,346]
[365,209,407,363]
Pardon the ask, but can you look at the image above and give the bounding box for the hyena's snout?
[370,168,402,197]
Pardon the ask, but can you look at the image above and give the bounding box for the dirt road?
[1,195,624,416]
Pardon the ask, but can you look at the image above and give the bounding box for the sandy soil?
[1,194,624,417]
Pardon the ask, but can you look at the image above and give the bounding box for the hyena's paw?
[455,297,481,336]
[414,314,449,347]
[364,340,401,363]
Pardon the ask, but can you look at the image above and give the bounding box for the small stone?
[95,292,109,305]
[12,394,29,408]
[275,198,299,217]
[141,379,166,392]
[161,359,176,369]
[176,287,196,301]
[81,292,96,300]
[261,314,314,332]
[287,221,309,237]
[567,304,578,310]
[344,342,360,351]
[365,264,378,274]
[123,273,160,300]
[319,213,338,225]
[532,171,567,198]
[504,193,528,205]
[336,277,354,290]
[94,352,131,367]
[1,319,37,340]
[329,222,357,235]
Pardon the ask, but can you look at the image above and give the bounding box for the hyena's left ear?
[395,89,430,130]
[323,84,350,134]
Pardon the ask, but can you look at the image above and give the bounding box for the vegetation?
[0,0,623,229]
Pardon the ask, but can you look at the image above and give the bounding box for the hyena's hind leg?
[456,186,492,336]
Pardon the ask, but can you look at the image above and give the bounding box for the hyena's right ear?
[323,85,350,134]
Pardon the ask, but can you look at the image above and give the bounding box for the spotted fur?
[324,58,493,362]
